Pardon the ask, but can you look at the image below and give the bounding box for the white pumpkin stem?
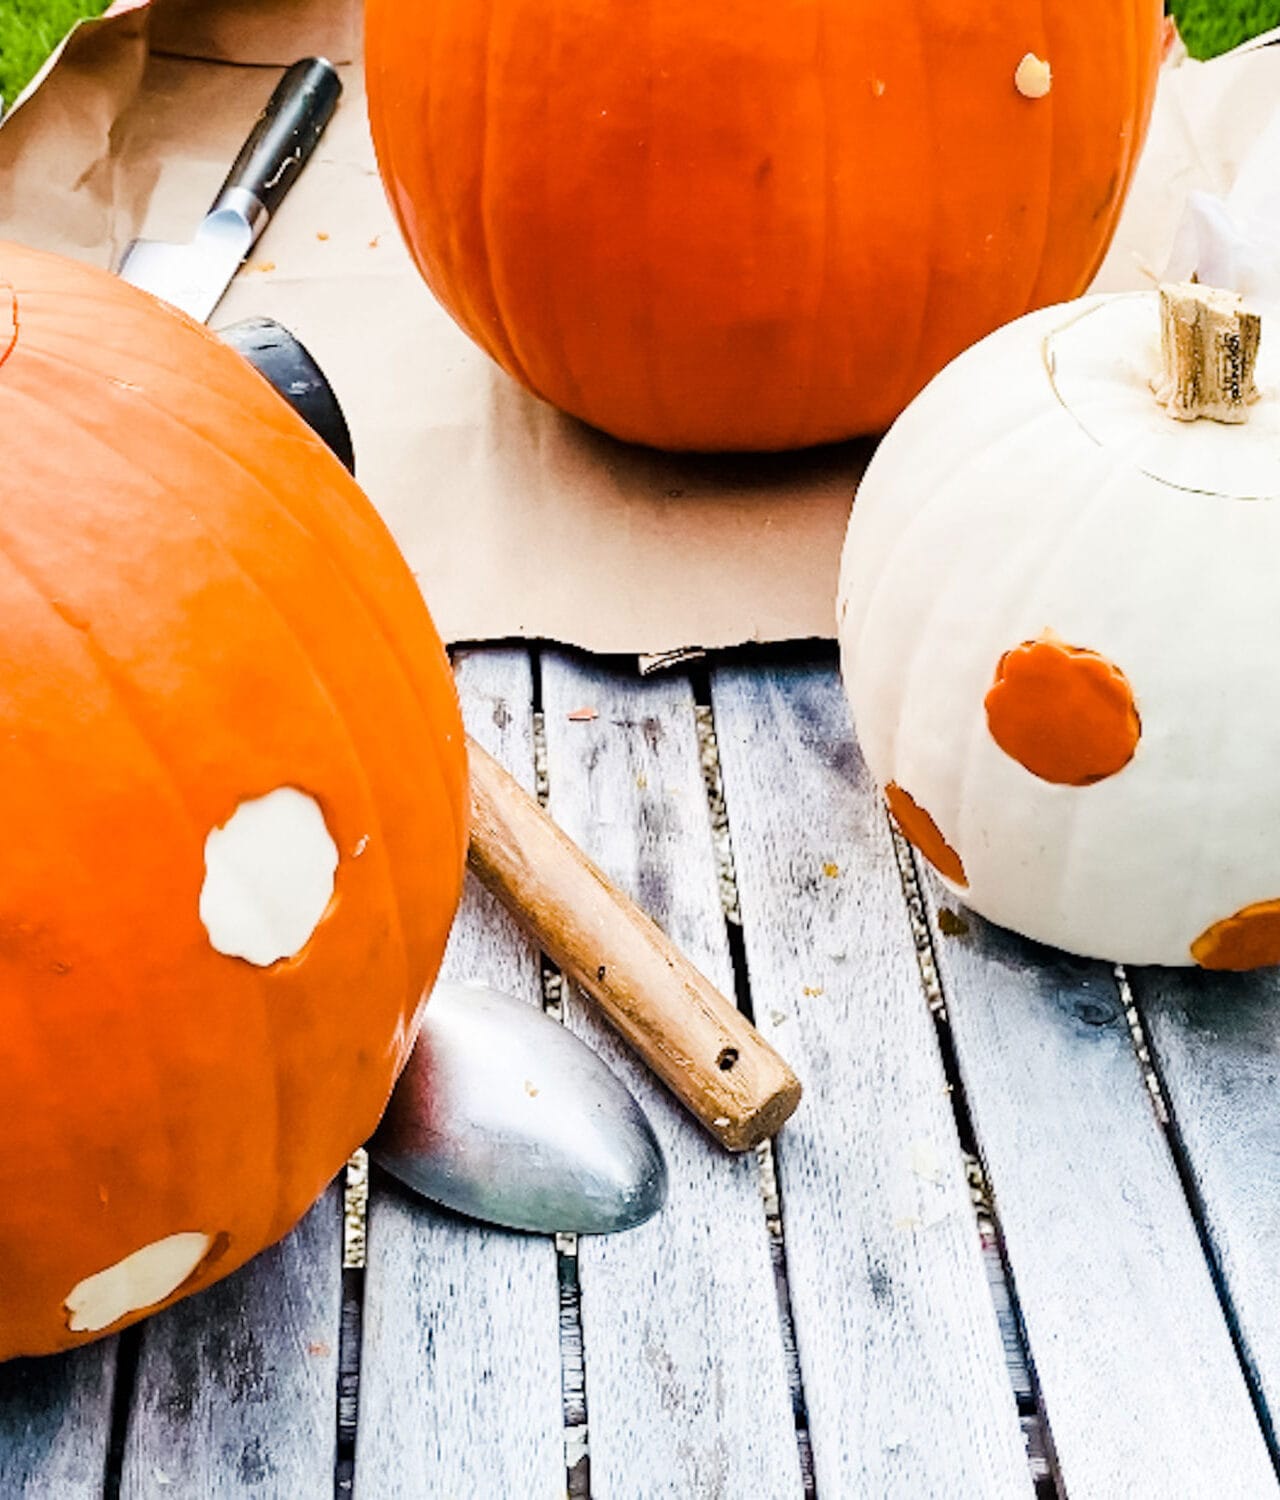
[1153,282,1261,424]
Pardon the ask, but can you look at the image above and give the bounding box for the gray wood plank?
[356,647,565,1500]
[541,651,804,1500]
[710,659,1033,1500]
[1131,963,1280,1439]
[912,844,1280,1487]
[0,1341,117,1498]
[121,1185,343,1500]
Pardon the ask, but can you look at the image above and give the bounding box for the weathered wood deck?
[3,642,1278,1499]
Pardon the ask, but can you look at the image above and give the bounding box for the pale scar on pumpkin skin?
[65,1231,214,1332]
[1192,899,1280,971]
[885,783,968,888]
[200,788,339,967]
[985,636,1140,786]
[1015,53,1052,99]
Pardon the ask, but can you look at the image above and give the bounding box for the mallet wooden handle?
[465,736,802,1151]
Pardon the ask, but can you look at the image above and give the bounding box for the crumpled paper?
[0,8,1277,651]
[1160,88,1280,303]
[1093,27,1280,304]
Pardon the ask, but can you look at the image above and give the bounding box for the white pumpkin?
[838,282,1280,968]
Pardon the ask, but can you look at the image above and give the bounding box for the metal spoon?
[369,982,668,1234]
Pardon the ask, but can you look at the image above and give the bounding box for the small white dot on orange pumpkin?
[199,788,339,966]
[1015,53,1052,99]
[65,1231,213,1332]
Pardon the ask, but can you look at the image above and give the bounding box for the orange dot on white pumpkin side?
[199,788,339,966]
[65,1231,214,1333]
[1192,899,1280,971]
[885,782,968,888]
[985,636,1140,786]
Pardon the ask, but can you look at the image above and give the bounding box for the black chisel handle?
[212,57,342,229]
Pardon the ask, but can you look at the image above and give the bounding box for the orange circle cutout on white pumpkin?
[885,783,967,888]
[1192,899,1280,971]
[985,635,1140,786]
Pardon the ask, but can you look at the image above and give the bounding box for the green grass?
[1171,0,1280,58]
[0,0,109,110]
[0,1,1277,112]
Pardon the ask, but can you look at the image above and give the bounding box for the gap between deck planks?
[0,1340,117,1498]
[540,649,805,1500]
[902,794,1280,1484]
[711,657,1034,1499]
[912,897,1280,1496]
[356,648,566,1499]
[1130,964,1280,1458]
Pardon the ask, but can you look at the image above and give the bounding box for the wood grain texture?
[468,735,800,1149]
[710,658,1032,1500]
[1131,962,1280,1434]
[0,1341,116,1498]
[120,1186,343,1500]
[541,650,804,1500]
[356,647,565,1500]
[919,885,1280,1496]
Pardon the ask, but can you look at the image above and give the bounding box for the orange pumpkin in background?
[365,0,1164,452]
[0,242,468,1359]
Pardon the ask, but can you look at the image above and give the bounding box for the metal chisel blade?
[116,207,255,323]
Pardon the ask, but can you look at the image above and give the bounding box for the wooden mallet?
[467,739,802,1151]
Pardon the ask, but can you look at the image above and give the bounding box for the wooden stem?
[1154,282,1260,423]
[465,735,802,1151]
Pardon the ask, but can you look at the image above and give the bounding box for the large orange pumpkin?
[0,242,468,1359]
[365,0,1164,452]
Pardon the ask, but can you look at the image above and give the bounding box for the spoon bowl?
[370,981,668,1234]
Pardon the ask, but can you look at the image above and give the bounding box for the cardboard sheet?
[0,4,1276,651]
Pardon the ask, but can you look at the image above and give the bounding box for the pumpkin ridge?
[0,282,16,370]
[1101,0,1147,280]
[785,0,833,453]
[532,0,595,423]
[473,0,537,392]
[1019,0,1057,309]
[0,522,208,846]
[633,0,676,445]
[383,2,516,380]
[128,388,468,880]
[14,335,467,885]
[0,541,280,1276]
[36,324,465,780]
[895,0,934,421]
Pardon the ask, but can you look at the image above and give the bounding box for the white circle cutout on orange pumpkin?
[65,1231,213,1332]
[200,788,339,966]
